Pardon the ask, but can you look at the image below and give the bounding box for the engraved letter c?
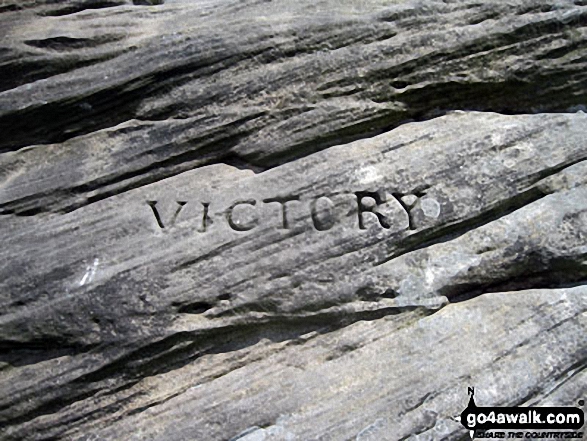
[226,199,258,231]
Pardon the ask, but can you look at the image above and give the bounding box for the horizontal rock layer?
[2,0,587,214]
[1,0,586,440]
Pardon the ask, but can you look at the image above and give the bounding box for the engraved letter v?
[147,201,187,229]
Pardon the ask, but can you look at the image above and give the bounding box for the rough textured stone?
[1,1,586,440]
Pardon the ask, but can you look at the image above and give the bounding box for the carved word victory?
[147,190,440,233]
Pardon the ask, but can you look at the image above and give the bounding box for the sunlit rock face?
[1,1,586,440]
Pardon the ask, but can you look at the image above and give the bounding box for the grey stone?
[400,194,418,209]
[0,1,586,440]
[1,0,587,214]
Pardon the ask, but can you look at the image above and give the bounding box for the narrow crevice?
[222,154,267,174]
[0,339,96,367]
[0,4,21,13]
[0,79,152,153]
[0,384,115,430]
[42,1,128,17]
[175,301,213,314]
[24,35,124,51]
[0,50,125,93]
[124,389,184,417]
[448,277,587,304]
[246,108,417,167]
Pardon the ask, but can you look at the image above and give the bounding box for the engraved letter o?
[311,196,336,231]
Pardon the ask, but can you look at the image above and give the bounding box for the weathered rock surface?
[1,1,586,440]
